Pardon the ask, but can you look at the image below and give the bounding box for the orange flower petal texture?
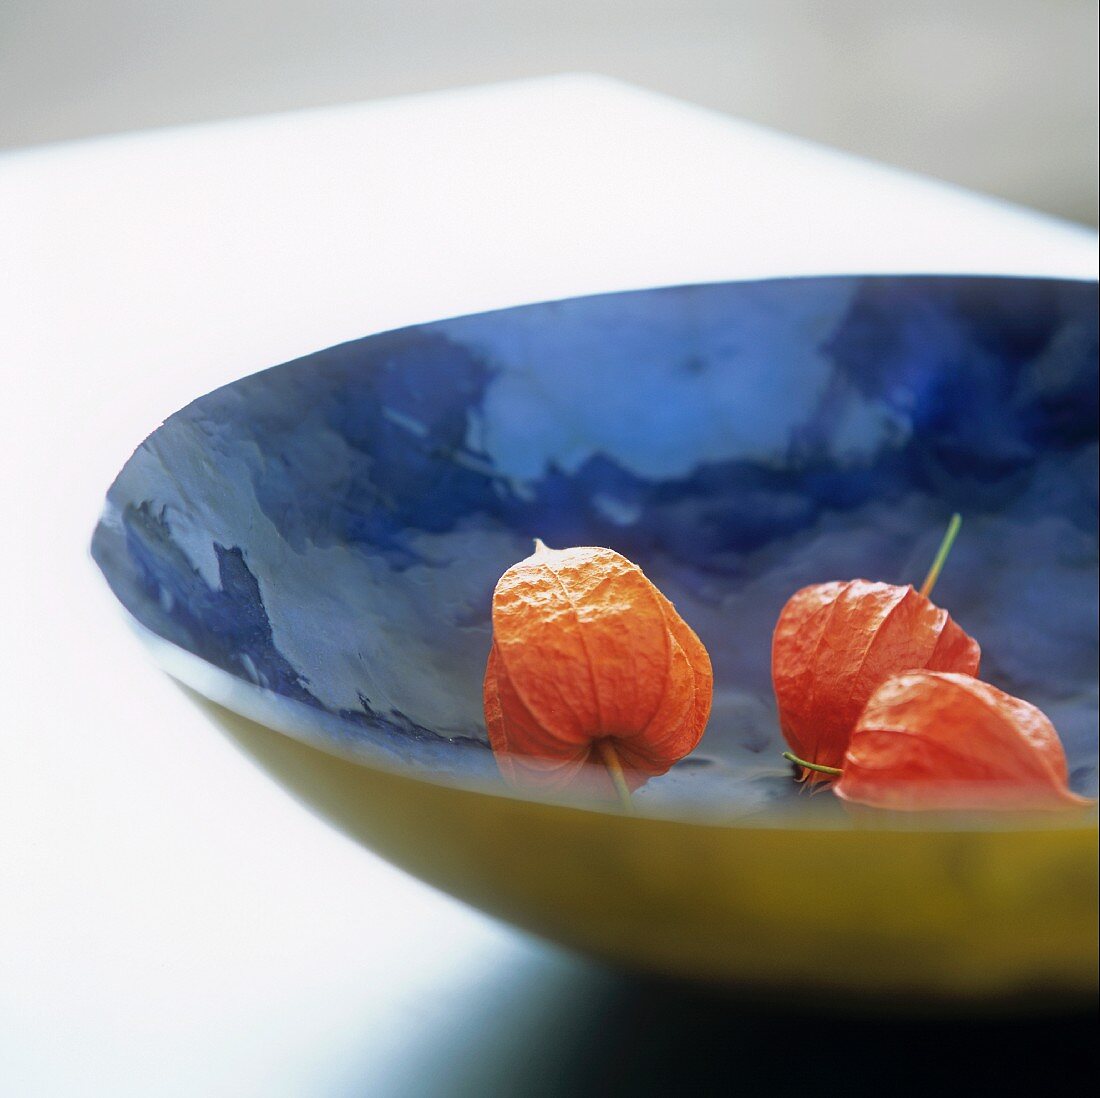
[772,580,980,781]
[484,541,713,795]
[835,671,1092,811]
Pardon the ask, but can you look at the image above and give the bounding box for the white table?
[2,75,1096,1097]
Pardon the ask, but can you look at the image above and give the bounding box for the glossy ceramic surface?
[93,275,1098,809]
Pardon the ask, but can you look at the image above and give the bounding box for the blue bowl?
[91,275,1100,998]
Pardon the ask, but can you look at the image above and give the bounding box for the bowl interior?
[92,275,1099,815]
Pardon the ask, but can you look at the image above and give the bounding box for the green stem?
[597,740,634,813]
[919,513,962,598]
[782,751,842,777]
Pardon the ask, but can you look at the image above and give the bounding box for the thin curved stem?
[782,750,842,777]
[597,740,634,813]
[920,513,962,598]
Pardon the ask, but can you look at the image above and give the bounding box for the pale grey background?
[1,1,1097,225]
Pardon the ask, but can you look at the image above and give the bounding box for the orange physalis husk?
[833,671,1092,811]
[483,540,713,802]
[772,579,980,782]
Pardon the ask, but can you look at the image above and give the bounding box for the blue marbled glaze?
[92,276,1100,808]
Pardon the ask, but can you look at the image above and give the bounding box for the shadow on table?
[353,965,1095,1098]
[186,688,1095,1098]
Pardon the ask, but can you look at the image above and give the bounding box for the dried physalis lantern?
[772,515,980,782]
[483,540,712,808]
[790,672,1091,811]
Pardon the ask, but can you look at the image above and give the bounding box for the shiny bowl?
[93,275,1098,1002]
